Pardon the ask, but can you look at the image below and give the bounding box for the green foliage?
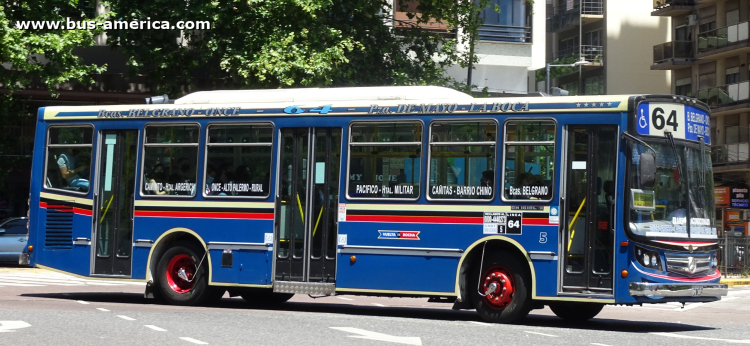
[105,0,495,95]
[535,55,579,83]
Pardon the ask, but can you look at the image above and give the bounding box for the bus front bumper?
[629,282,728,297]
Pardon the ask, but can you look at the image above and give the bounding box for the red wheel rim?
[166,254,196,294]
[481,266,515,309]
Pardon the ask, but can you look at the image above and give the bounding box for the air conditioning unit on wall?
[688,14,699,26]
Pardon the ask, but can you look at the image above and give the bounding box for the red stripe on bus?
[347,215,482,224]
[134,210,273,220]
[522,218,553,226]
[40,201,91,216]
[73,208,93,216]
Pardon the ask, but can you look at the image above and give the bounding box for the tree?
[105,0,495,96]
[1,1,105,213]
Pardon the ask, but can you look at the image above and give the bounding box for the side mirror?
[0,228,5,235]
[640,153,656,188]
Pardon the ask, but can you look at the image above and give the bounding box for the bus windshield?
[628,139,716,239]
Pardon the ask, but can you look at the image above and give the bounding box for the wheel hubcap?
[481,266,515,309]
[166,254,196,294]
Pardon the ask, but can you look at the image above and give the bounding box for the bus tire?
[470,251,532,324]
[549,302,604,322]
[240,291,294,305]
[156,241,210,306]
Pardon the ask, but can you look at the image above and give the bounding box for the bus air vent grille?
[45,204,74,249]
[664,253,711,277]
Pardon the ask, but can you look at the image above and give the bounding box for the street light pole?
[545,60,591,94]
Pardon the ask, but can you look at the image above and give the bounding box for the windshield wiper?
[699,136,706,188]
[621,132,656,154]
[665,132,684,186]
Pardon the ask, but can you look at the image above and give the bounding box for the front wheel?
[470,251,532,323]
[156,242,211,305]
[549,302,604,322]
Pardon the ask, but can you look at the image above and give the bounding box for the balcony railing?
[713,142,750,164]
[582,0,603,15]
[653,41,693,64]
[581,45,604,63]
[698,21,750,54]
[697,81,750,108]
[653,0,695,10]
[547,6,580,32]
[478,24,531,43]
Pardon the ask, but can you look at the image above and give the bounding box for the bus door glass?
[275,128,341,283]
[561,125,617,293]
[93,130,138,276]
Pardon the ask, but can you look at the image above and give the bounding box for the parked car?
[0,217,28,264]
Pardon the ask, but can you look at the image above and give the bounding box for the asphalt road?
[1,267,749,345]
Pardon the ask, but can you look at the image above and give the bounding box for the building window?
[584,75,604,95]
[675,77,692,97]
[480,0,530,42]
[141,125,200,197]
[347,122,422,200]
[204,123,273,198]
[560,81,579,95]
[427,121,497,201]
[502,120,555,201]
[45,126,94,194]
[726,67,740,85]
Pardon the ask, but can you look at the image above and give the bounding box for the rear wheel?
[470,251,532,323]
[156,242,211,305]
[240,290,294,305]
[549,302,604,322]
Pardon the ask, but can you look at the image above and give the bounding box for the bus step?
[273,281,335,295]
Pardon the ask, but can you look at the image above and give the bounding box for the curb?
[721,279,750,287]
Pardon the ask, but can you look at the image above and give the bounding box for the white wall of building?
[606,0,671,95]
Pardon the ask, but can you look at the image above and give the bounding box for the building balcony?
[546,0,603,33]
[697,81,750,116]
[697,21,750,60]
[651,41,695,70]
[651,0,695,16]
[478,24,531,43]
[551,45,604,67]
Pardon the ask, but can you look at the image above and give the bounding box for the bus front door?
[274,128,341,291]
[93,130,138,276]
[561,126,617,294]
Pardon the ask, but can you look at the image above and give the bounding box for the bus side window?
[347,121,422,200]
[141,124,200,197]
[427,120,497,201]
[502,120,555,202]
[204,123,274,198]
[45,126,94,194]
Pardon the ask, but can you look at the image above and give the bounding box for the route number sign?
[636,102,710,144]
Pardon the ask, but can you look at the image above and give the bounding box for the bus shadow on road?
[22,292,716,334]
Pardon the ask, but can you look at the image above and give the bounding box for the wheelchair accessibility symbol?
[639,108,648,129]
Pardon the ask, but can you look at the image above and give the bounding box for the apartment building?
[651,0,750,232]
[545,0,670,95]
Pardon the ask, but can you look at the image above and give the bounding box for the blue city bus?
[24,86,727,323]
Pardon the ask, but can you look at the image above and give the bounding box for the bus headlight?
[635,246,663,271]
[710,255,718,269]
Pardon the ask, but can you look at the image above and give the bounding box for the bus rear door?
[561,125,617,294]
[92,130,138,276]
[274,127,342,293]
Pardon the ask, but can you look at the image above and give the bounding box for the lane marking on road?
[145,325,167,332]
[524,331,558,337]
[337,297,354,301]
[469,321,493,326]
[96,308,110,312]
[331,327,422,345]
[0,321,31,333]
[76,300,89,305]
[116,315,136,321]
[0,281,44,287]
[180,337,209,344]
[371,303,386,307]
[652,332,750,343]
[591,343,613,346]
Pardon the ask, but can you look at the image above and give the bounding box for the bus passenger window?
[141,125,200,197]
[502,121,555,201]
[428,121,496,200]
[347,122,422,199]
[204,123,273,198]
[45,126,94,194]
